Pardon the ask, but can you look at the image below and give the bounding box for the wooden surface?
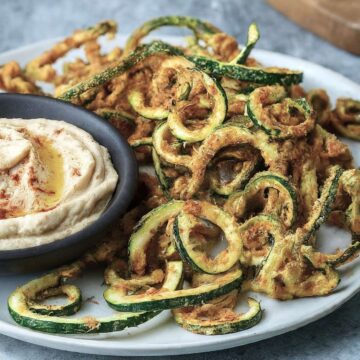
[268,0,360,55]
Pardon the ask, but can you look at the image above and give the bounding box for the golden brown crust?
[2,19,359,311]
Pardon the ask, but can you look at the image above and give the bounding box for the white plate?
[0,35,359,357]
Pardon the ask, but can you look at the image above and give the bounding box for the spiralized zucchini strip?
[180,124,280,199]
[25,20,117,82]
[128,54,227,142]
[247,85,315,138]
[0,61,44,94]
[173,296,262,335]
[254,235,340,299]
[124,16,221,55]
[128,200,185,275]
[27,283,82,316]
[224,171,298,229]
[127,56,190,120]
[59,40,303,103]
[128,56,221,127]
[104,261,186,312]
[301,241,360,269]
[152,147,172,199]
[306,89,331,126]
[128,57,179,120]
[8,262,159,334]
[129,137,153,148]
[339,169,360,239]
[173,200,244,274]
[152,122,192,169]
[251,221,340,300]
[303,169,360,267]
[239,214,282,268]
[231,23,260,65]
[239,215,321,298]
[167,71,227,142]
[188,55,303,86]
[128,90,169,120]
[330,98,360,140]
[105,266,243,312]
[299,160,318,223]
[9,280,159,334]
[104,260,165,287]
[299,166,344,245]
[207,145,261,196]
[7,240,164,334]
[58,41,181,102]
[95,108,135,123]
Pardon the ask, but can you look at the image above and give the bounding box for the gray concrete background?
[0,0,359,359]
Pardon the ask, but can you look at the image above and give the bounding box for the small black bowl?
[0,94,138,274]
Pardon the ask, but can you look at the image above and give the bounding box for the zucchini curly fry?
[2,16,359,336]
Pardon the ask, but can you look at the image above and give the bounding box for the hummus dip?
[0,118,118,250]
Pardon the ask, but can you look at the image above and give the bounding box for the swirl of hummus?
[0,118,118,250]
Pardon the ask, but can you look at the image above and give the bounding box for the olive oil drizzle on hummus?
[1,136,65,219]
[34,137,64,211]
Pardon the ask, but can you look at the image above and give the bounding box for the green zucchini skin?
[173,201,243,274]
[327,241,360,267]
[247,86,314,139]
[253,231,340,299]
[125,16,220,55]
[339,169,360,240]
[231,23,260,65]
[28,284,82,316]
[105,268,243,312]
[225,171,298,229]
[315,169,360,267]
[58,41,182,102]
[208,146,261,196]
[59,40,303,103]
[167,71,227,142]
[152,121,192,169]
[8,302,159,334]
[128,90,169,120]
[105,261,183,312]
[129,137,153,148]
[8,301,159,334]
[188,55,303,86]
[181,124,281,199]
[128,200,185,275]
[7,273,159,334]
[301,166,344,245]
[173,215,205,273]
[331,98,360,141]
[240,214,282,269]
[95,109,135,124]
[151,148,171,199]
[173,297,262,335]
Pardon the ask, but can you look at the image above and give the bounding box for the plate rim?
[1,283,359,356]
[0,35,359,356]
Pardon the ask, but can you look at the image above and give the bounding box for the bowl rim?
[0,93,138,260]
